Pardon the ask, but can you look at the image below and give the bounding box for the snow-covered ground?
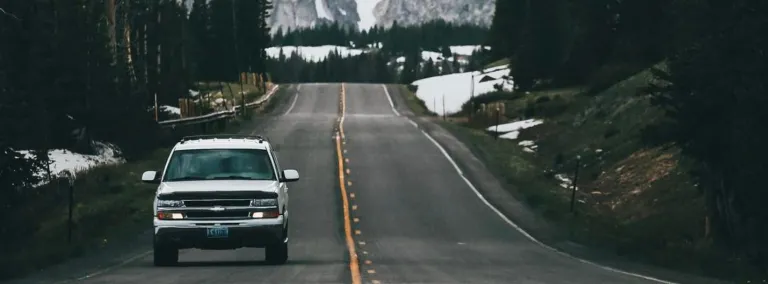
[411,65,514,116]
[148,105,181,115]
[18,142,125,183]
[486,119,543,139]
[450,45,485,56]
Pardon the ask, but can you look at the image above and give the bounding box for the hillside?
[401,62,754,281]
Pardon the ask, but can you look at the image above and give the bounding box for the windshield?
[162,149,275,182]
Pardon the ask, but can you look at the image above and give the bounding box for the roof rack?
[179,134,270,144]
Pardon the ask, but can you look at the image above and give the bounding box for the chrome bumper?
[154,216,286,249]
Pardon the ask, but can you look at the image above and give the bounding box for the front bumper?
[154,216,286,250]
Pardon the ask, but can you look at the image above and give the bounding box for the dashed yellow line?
[336,83,361,284]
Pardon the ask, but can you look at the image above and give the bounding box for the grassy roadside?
[0,85,288,281]
[195,82,269,106]
[399,85,436,116]
[399,66,752,281]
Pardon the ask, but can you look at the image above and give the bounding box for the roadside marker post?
[60,170,76,243]
[570,156,581,214]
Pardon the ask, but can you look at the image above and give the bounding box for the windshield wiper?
[166,176,207,181]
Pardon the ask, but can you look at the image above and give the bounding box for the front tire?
[265,241,288,265]
[153,241,178,267]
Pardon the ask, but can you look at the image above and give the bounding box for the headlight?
[156,200,185,208]
[250,199,277,207]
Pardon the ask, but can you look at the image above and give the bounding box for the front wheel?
[153,241,178,266]
[265,241,288,265]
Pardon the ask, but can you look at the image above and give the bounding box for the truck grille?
[157,191,279,221]
[183,199,250,207]
[157,190,277,201]
[184,210,251,220]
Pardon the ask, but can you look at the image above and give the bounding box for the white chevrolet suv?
[141,134,299,266]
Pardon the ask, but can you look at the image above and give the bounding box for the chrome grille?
[183,199,250,207]
[184,210,251,220]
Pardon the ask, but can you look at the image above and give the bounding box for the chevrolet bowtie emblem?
[210,206,225,212]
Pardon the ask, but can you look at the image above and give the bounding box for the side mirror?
[282,169,299,182]
[141,171,160,184]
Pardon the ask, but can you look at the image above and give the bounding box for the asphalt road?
[8,83,708,284]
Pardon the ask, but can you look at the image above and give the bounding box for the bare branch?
[0,7,20,21]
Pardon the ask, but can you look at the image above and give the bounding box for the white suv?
[141,134,299,266]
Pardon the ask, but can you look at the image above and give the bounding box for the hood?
[158,180,279,194]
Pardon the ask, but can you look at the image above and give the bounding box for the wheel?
[153,241,178,267]
[265,241,288,265]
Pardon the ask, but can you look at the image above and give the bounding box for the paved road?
[10,83,689,284]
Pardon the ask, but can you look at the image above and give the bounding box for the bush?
[586,63,649,95]
[460,91,522,114]
[535,95,551,103]
[523,95,569,118]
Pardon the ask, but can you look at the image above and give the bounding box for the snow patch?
[555,173,579,191]
[450,45,483,56]
[411,65,514,116]
[18,142,125,183]
[487,119,543,134]
[161,105,181,115]
[338,7,347,16]
[518,140,537,153]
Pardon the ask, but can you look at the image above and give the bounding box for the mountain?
[269,0,494,34]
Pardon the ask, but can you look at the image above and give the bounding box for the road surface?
[9,83,708,284]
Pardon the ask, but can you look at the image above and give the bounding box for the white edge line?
[407,113,677,284]
[284,91,300,115]
[381,85,401,116]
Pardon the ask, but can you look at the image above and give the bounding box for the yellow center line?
[337,83,361,284]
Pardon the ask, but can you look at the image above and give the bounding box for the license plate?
[206,227,229,238]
